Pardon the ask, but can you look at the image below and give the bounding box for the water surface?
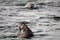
[0,0,60,40]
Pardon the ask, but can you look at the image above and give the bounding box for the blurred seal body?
[18,21,33,38]
[25,3,34,9]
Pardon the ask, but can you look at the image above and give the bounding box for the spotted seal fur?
[18,21,33,38]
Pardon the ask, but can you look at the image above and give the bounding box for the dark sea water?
[0,0,60,40]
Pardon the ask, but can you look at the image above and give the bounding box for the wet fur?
[18,22,33,38]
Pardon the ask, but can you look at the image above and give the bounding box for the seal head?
[18,21,33,38]
[25,3,34,9]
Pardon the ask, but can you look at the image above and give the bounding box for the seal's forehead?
[19,21,29,24]
[19,21,25,24]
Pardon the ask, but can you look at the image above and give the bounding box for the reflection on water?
[0,2,60,40]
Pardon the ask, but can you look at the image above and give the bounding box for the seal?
[18,21,33,38]
[24,2,38,9]
[25,2,34,9]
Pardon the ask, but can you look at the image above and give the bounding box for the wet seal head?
[25,2,34,9]
[18,21,33,38]
[25,3,34,8]
[24,2,39,9]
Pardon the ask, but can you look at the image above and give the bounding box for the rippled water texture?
[0,0,60,40]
